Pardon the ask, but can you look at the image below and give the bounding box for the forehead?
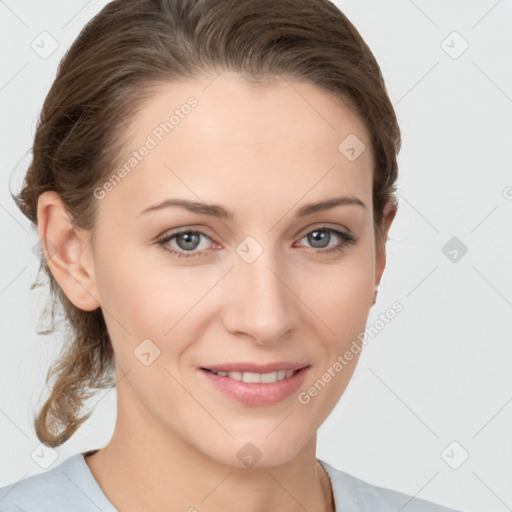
[102,71,373,220]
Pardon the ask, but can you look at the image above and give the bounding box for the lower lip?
[198,367,310,406]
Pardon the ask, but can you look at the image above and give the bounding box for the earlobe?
[36,191,100,312]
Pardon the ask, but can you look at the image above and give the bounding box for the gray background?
[1,1,511,511]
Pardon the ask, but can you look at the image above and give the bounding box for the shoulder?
[318,459,464,512]
[0,452,116,512]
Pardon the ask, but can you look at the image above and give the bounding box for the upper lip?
[201,362,310,373]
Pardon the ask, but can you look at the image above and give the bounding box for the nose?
[222,247,300,345]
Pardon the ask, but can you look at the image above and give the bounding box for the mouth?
[198,363,311,406]
[199,361,310,383]
[201,367,303,384]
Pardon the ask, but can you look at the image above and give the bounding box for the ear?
[36,191,100,311]
[373,200,397,298]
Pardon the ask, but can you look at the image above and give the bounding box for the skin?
[37,71,396,512]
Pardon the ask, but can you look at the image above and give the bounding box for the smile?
[198,366,311,406]
[204,368,298,383]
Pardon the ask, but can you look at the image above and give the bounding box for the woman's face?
[85,71,390,468]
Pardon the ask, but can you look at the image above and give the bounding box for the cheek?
[297,260,373,413]
[303,255,375,335]
[93,241,214,355]
[91,238,166,358]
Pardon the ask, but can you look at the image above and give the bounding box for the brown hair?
[12,0,401,447]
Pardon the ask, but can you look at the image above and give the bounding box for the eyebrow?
[137,195,366,220]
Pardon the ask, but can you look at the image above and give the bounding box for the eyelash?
[157,225,357,259]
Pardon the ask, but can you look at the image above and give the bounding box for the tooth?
[260,371,278,383]
[242,372,261,383]
[211,369,296,383]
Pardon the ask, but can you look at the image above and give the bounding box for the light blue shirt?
[0,450,463,511]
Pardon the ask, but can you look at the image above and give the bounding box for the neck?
[85,375,334,512]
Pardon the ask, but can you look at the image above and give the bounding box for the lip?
[201,362,309,373]
[198,365,311,406]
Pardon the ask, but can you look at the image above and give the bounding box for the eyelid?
[157,222,352,244]
[156,225,217,242]
[157,223,357,258]
[294,222,353,239]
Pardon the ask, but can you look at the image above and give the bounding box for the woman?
[0,0,462,510]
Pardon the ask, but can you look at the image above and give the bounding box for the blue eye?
[157,225,357,259]
[158,229,212,258]
[296,227,357,253]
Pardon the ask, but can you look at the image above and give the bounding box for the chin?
[200,430,309,470]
